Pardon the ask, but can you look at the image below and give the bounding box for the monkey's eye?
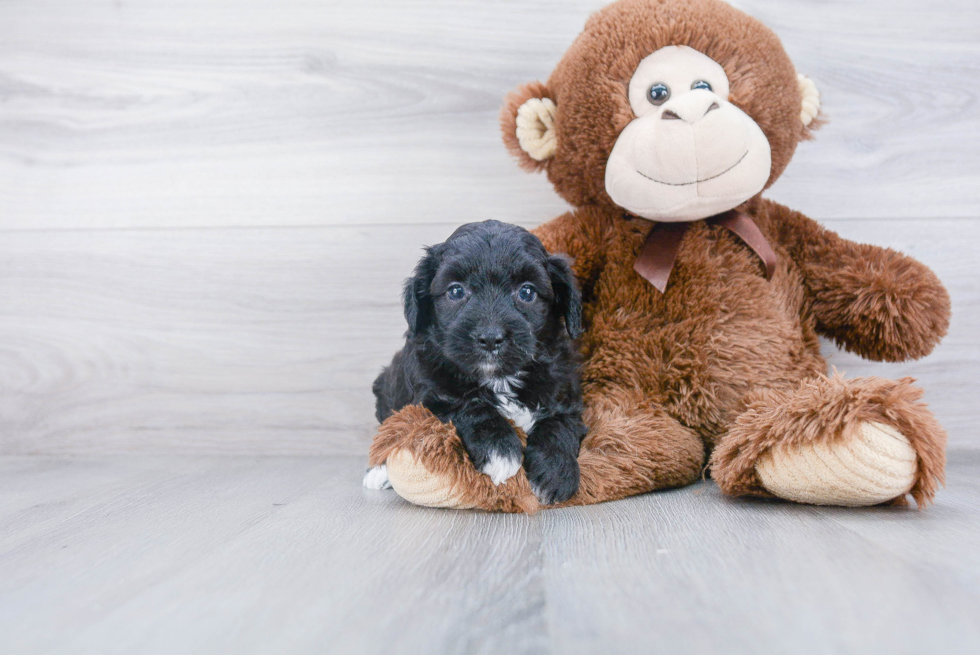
[691,80,712,92]
[647,83,670,105]
[517,284,537,303]
[447,284,466,300]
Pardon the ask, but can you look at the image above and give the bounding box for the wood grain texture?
[0,0,978,230]
[1,453,978,654]
[0,456,547,655]
[0,224,425,455]
[541,450,980,654]
[0,3,976,651]
[0,218,975,454]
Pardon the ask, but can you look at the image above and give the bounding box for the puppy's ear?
[403,245,441,336]
[545,254,583,339]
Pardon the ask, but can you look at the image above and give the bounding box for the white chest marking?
[485,375,537,433]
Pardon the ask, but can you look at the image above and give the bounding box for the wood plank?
[1,453,978,653]
[0,455,546,655]
[542,450,980,654]
[814,449,980,592]
[0,0,977,230]
[0,218,976,454]
[0,224,447,455]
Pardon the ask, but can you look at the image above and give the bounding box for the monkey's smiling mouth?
[636,150,749,186]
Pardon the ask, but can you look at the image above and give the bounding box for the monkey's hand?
[367,405,540,513]
[809,244,950,362]
[770,202,950,363]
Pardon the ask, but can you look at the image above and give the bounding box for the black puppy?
[364,220,587,504]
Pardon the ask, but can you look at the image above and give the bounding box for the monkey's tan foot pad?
[385,449,478,509]
[367,405,539,513]
[755,421,917,507]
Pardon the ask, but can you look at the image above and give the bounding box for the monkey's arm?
[767,200,950,362]
[531,207,611,301]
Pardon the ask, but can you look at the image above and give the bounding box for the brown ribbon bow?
[633,210,777,293]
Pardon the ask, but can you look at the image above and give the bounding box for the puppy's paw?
[480,451,523,485]
[524,446,579,505]
[464,428,524,486]
[362,464,392,490]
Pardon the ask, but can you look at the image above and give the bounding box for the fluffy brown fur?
[369,405,540,514]
[368,405,540,514]
[369,0,951,510]
[709,374,947,507]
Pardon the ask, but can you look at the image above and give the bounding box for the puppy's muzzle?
[475,325,507,353]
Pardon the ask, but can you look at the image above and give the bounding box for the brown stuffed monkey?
[367,0,950,512]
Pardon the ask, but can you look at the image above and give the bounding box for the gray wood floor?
[1,453,979,654]
[1,0,979,652]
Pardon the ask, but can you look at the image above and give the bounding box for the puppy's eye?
[517,284,537,303]
[691,80,712,92]
[447,284,466,300]
[647,83,670,105]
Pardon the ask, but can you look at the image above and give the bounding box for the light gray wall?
[0,0,977,453]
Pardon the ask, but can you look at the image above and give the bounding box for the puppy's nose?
[476,327,507,352]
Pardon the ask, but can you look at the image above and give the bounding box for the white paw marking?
[481,452,522,485]
[362,465,391,490]
[483,374,538,432]
[496,396,537,433]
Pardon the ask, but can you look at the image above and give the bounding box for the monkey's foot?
[385,449,476,509]
[755,421,917,506]
[711,375,946,507]
[368,405,539,513]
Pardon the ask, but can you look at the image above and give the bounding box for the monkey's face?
[604,46,772,222]
[500,0,821,216]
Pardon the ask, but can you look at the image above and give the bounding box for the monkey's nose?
[476,327,507,352]
[661,93,721,124]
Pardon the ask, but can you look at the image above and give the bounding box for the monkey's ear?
[403,246,441,337]
[797,73,822,137]
[500,81,557,172]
